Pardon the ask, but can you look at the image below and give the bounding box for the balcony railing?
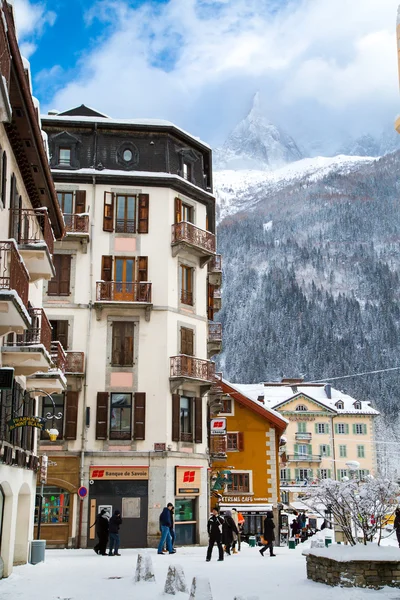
[51,341,67,373]
[172,222,216,254]
[0,241,29,308]
[5,308,52,352]
[10,208,54,254]
[214,289,222,300]
[66,351,85,374]
[170,355,215,381]
[96,281,152,303]
[210,435,227,458]
[208,254,222,273]
[286,454,322,463]
[295,432,312,441]
[208,322,222,342]
[63,213,89,234]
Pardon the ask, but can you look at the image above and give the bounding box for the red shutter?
[175,197,182,224]
[64,391,79,440]
[238,432,244,451]
[172,394,180,442]
[194,396,202,443]
[138,194,149,233]
[134,392,146,440]
[103,191,114,231]
[75,190,86,213]
[96,392,109,440]
[101,256,113,281]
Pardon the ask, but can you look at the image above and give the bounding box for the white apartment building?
[0,2,64,578]
[39,105,222,549]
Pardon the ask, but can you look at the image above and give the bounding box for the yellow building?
[233,379,379,508]
[210,379,287,534]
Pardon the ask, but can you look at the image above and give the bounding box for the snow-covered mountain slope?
[214,154,377,223]
[214,92,302,171]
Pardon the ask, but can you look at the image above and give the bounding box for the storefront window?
[35,486,70,524]
[174,498,196,545]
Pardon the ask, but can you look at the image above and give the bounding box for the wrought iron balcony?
[95,281,152,303]
[22,308,52,352]
[286,454,322,463]
[51,341,67,373]
[208,254,222,287]
[171,221,216,264]
[295,432,312,441]
[63,213,89,235]
[170,355,215,382]
[65,351,85,374]
[10,207,54,254]
[213,289,222,311]
[210,435,227,460]
[207,322,222,358]
[0,240,29,309]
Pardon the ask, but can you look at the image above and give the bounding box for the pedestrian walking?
[290,518,300,538]
[206,508,225,562]
[93,508,109,556]
[222,510,238,555]
[108,509,122,556]
[231,508,239,554]
[157,503,176,555]
[394,507,400,548]
[259,511,276,557]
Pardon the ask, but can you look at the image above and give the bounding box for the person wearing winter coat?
[157,503,175,555]
[222,510,239,555]
[108,509,122,556]
[394,507,400,547]
[231,508,240,554]
[290,518,300,537]
[93,508,109,555]
[259,511,276,557]
[206,508,225,561]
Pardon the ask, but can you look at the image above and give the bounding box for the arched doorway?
[14,483,31,565]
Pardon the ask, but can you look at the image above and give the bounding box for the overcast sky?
[12,0,400,149]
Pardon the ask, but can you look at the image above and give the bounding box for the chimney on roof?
[257,395,265,404]
[325,384,332,399]
[48,109,60,115]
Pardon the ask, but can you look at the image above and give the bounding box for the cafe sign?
[175,466,202,496]
[8,416,46,432]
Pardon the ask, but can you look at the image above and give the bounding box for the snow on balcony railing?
[10,208,54,254]
[63,213,89,234]
[0,240,29,308]
[51,341,67,373]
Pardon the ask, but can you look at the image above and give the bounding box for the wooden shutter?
[112,322,133,366]
[64,391,79,440]
[327,469,332,478]
[326,423,330,434]
[194,396,202,443]
[134,392,146,440]
[137,257,148,282]
[138,194,149,233]
[307,444,312,456]
[75,190,86,213]
[103,191,114,231]
[101,256,113,281]
[59,255,72,295]
[96,392,109,440]
[326,445,330,457]
[51,320,68,349]
[175,197,182,223]
[294,443,299,455]
[363,424,367,434]
[238,431,244,451]
[180,327,194,356]
[172,394,180,442]
[1,151,7,207]
[314,423,318,433]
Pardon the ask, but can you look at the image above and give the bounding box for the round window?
[123,149,133,162]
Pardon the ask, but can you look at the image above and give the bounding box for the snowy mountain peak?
[214,94,303,171]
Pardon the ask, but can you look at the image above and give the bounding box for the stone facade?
[306,554,400,589]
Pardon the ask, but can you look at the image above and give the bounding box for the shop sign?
[89,466,149,480]
[221,496,271,503]
[210,418,226,435]
[175,466,202,496]
[8,415,46,431]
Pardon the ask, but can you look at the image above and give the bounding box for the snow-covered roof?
[43,113,211,150]
[231,382,380,416]
[222,378,289,425]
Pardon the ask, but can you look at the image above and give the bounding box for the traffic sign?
[78,486,88,499]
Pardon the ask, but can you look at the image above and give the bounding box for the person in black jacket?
[93,509,109,556]
[206,508,225,562]
[157,503,175,554]
[394,507,400,547]
[108,510,122,556]
[222,510,239,555]
[259,511,276,557]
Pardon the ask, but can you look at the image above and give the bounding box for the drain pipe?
[78,172,96,548]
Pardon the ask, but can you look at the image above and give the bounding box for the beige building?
[232,379,379,507]
[38,105,221,549]
[0,2,64,578]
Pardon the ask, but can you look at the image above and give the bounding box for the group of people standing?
[93,508,123,556]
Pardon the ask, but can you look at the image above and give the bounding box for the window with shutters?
[180,327,194,355]
[116,194,136,233]
[220,398,233,415]
[41,394,64,440]
[227,472,251,493]
[297,444,308,456]
[339,445,347,458]
[357,445,365,458]
[48,254,72,296]
[50,320,69,350]
[320,444,330,456]
[112,322,134,366]
[180,396,193,442]
[103,192,149,233]
[182,202,194,223]
[180,264,194,305]
[297,422,307,433]
[280,468,290,482]
[319,469,329,479]
[337,423,346,434]
[338,469,348,480]
[317,423,328,434]
[354,423,367,434]
[297,468,309,480]
[110,393,132,440]
[227,432,244,452]
[57,191,73,215]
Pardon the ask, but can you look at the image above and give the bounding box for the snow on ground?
[1,539,399,600]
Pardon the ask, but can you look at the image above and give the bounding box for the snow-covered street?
[1,541,399,600]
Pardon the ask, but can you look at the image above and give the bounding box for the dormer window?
[295,405,307,412]
[183,162,192,181]
[336,401,344,410]
[59,148,71,166]
[354,402,361,410]
[123,149,133,162]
